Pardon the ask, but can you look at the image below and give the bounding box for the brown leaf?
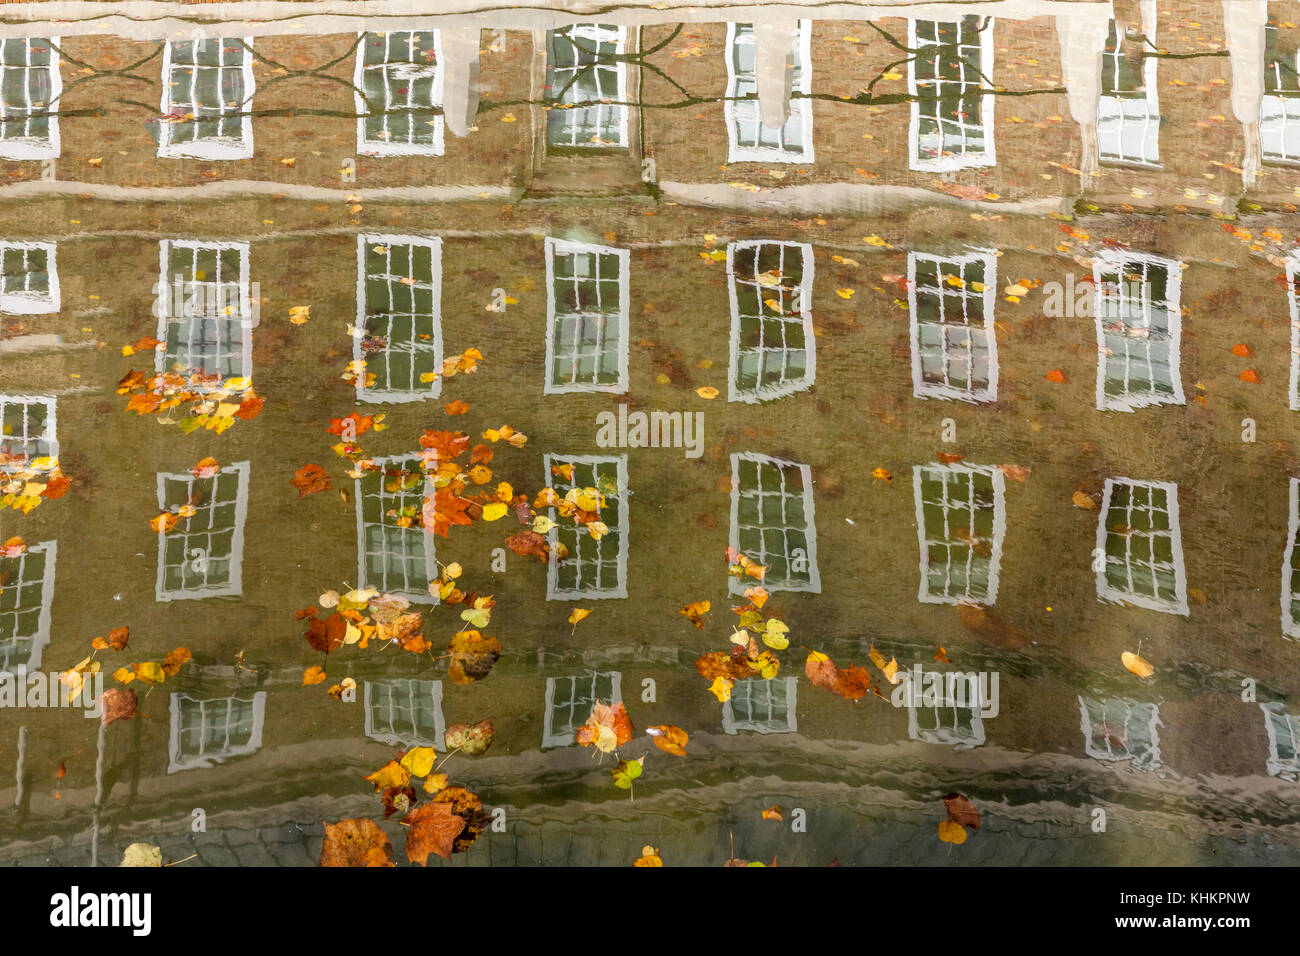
[291,463,332,498]
[404,802,467,865]
[943,793,981,830]
[504,530,550,563]
[319,818,395,867]
[306,613,347,655]
[101,687,137,726]
[160,646,191,676]
[446,630,501,684]
[804,651,873,700]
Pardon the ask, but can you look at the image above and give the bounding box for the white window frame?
[543,237,630,394]
[723,21,815,164]
[0,393,57,471]
[158,37,254,160]
[545,23,628,149]
[1093,249,1184,412]
[1098,2,1161,168]
[0,37,60,160]
[913,462,1006,606]
[907,678,986,749]
[1282,477,1300,640]
[155,459,250,602]
[167,691,266,773]
[354,30,445,157]
[1287,253,1300,412]
[364,678,446,748]
[354,233,444,403]
[542,670,622,748]
[1095,477,1188,615]
[1078,696,1162,771]
[155,239,252,383]
[908,16,996,171]
[908,248,998,403]
[355,453,437,603]
[1262,19,1300,166]
[729,451,820,595]
[727,239,815,402]
[722,676,798,734]
[1261,702,1300,780]
[543,453,629,600]
[0,539,55,674]
[0,240,58,314]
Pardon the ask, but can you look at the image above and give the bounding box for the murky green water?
[0,2,1298,867]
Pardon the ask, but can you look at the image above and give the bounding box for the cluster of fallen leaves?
[296,576,501,690]
[118,341,264,434]
[59,625,190,713]
[150,457,226,532]
[0,455,71,515]
[572,696,688,799]
[691,551,786,702]
[342,342,484,392]
[805,645,900,702]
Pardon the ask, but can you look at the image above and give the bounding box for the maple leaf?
[424,486,475,538]
[404,802,466,865]
[446,630,502,684]
[419,429,471,461]
[326,412,374,438]
[290,464,331,498]
[319,818,395,867]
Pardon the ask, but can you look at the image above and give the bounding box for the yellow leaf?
[696,386,719,399]
[135,662,165,685]
[708,676,733,702]
[481,502,508,521]
[568,608,592,628]
[938,820,968,845]
[836,288,855,299]
[1121,651,1154,679]
[633,845,663,867]
[400,746,437,778]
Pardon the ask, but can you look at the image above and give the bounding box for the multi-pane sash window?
[0,38,59,159]
[913,463,1006,606]
[1098,7,1161,167]
[1093,251,1184,411]
[1282,477,1300,640]
[355,31,444,156]
[728,240,814,401]
[907,684,985,749]
[908,249,997,402]
[168,692,266,772]
[1078,697,1162,771]
[722,676,798,734]
[542,670,621,747]
[545,24,627,149]
[544,454,628,600]
[1261,702,1300,780]
[156,240,251,383]
[0,394,56,471]
[1263,19,1300,165]
[156,460,250,601]
[909,17,995,170]
[355,234,443,402]
[544,238,629,393]
[364,679,446,747]
[356,455,436,602]
[724,22,814,163]
[0,240,58,314]
[729,452,819,594]
[159,38,254,159]
[0,540,55,673]
[1095,478,1188,615]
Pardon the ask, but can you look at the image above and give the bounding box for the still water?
[0,0,1298,867]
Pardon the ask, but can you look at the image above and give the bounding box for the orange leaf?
[302,665,327,685]
[1239,368,1261,384]
[1231,343,1254,357]
[1045,368,1068,383]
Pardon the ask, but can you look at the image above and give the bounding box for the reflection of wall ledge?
[0,180,521,204]
[661,180,1070,218]
[0,2,1112,41]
